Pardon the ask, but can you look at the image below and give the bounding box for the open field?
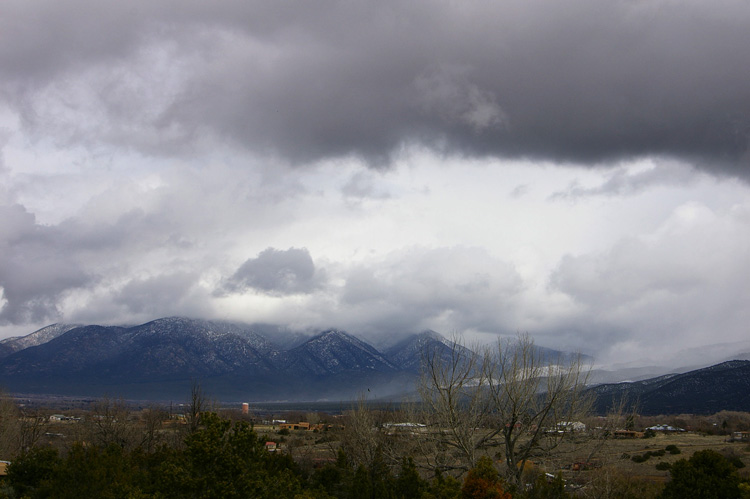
[4,395,750,498]
[557,432,750,482]
[249,420,750,482]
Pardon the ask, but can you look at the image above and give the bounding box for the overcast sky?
[1,0,749,368]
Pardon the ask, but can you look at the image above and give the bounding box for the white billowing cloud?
[336,246,525,335]
[207,245,529,342]
[550,200,750,365]
[550,160,701,199]
[113,272,207,315]
[1,122,750,368]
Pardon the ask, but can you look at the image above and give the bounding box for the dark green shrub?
[655,462,672,471]
[665,445,681,455]
[6,447,60,497]
[726,456,745,469]
[659,449,741,499]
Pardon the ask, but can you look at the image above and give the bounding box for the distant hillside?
[283,330,396,376]
[0,317,608,403]
[0,318,423,401]
[383,330,459,374]
[589,360,750,415]
[0,323,80,358]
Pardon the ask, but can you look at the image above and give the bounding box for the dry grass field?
[252,422,750,474]
[567,432,748,478]
[9,402,750,498]
[248,422,750,498]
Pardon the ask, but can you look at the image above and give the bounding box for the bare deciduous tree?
[87,396,138,449]
[417,336,493,473]
[341,393,381,468]
[18,407,47,453]
[185,380,213,434]
[485,333,591,487]
[418,333,591,487]
[0,390,20,458]
[140,405,169,452]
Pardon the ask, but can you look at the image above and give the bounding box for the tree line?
[2,410,525,499]
[2,334,750,498]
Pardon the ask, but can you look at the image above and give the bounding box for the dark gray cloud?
[221,247,321,296]
[0,204,92,323]
[2,0,749,174]
[0,193,218,326]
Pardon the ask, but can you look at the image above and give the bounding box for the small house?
[646,424,684,433]
[279,422,310,431]
[731,431,750,442]
[556,421,586,432]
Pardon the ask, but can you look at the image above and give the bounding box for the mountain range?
[1,317,748,414]
[0,318,455,401]
[588,359,750,415]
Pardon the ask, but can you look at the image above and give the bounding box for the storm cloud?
[0,204,92,324]
[1,0,749,174]
[221,247,322,296]
[1,1,749,369]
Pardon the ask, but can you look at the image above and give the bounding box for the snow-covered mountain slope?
[589,360,750,415]
[283,330,397,376]
[0,323,80,358]
[384,330,460,374]
[0,318,278,382]
[0,318,600,402]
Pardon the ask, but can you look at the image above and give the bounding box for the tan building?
[278,422,310,431]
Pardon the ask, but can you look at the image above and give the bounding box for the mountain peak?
[316,329,350,339]
[285,329,395,375]
[383,330,457,374]
[417,329,447,342]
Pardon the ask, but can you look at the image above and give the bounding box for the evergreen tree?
[46,444,145,499]
[395,457,427,499]
[424,470,462,499]
[6,447,60,498]
[171,412,303,498]
[368,447,396,499]
[519,472,570,499]
[310,449,354,498]
[660,449,741,499]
